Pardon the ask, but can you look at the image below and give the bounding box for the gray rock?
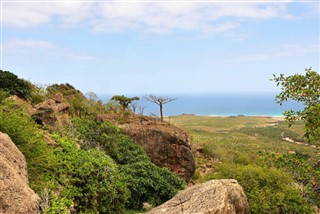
[147,179,249,214]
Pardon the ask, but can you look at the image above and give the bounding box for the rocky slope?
[0,132,40,214]
[101,114,196,182]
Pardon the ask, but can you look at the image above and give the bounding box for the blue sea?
[98,92,303,117]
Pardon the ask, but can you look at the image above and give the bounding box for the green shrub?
[46,83,81,96]
[0,89,9,104]
[0,100,56,192]
[72,117,185,210]
[52,137,129,213]
[274,153,320,207]
[72,118,149,164]
[202,163,312,214]
[122,161,185,210]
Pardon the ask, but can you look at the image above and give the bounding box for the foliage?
[0,89,10,104]
[122,161,185,210]
[72,118,149,164]
[111,95,140,111]
[72,117,185,210]
[0,70,33,100]
[273,68,320,143]
[0,100,56,192]
[46,83,81,97]
[273,153,320,207]
[203,163,312,214]
[51,137,129,213]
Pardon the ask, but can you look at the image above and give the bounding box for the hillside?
[1,69,319,213]
[168,115,320,213]
[0,70,187,213]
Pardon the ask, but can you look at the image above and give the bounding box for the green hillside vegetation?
[0,70,185,213]
[168,115,320,213]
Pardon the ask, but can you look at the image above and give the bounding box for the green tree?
[0,70,32,100]
[111,95,140,111]
[272,68,320,143]
[144,94,176,122]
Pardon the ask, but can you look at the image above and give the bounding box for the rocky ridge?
[100,114,196,182]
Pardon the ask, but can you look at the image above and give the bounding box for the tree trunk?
[160,103,163,122]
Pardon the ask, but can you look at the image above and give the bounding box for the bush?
[72,117,185,210]
[122,161,185,210]
[51,137,129,213]
[72,118,149,164]
[0,89,9,104]
[274,153,320,207]
[202,163,312,214]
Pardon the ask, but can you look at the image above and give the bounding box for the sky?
[1,0,319,95]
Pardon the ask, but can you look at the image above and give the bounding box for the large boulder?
[147,179,249,214]
[0,132,40,214]
[121,122,196,182]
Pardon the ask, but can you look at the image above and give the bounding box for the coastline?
[169,113,285,118]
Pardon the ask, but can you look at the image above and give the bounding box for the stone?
[33,95,70,129]
[50,93,63,103]
[0,132,40,214]
[121,123,196,182]
[147,179,249,214]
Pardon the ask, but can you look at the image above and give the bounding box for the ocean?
[98,92,304,117]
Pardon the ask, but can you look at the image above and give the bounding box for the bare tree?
[144,94,176,122]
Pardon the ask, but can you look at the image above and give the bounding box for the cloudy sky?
[1,1,319,95]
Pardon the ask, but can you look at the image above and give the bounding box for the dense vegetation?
[0,70,184,213]
[170,115,319,214]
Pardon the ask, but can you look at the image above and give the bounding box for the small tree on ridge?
[144,94,176,122]
[111,95,140,111]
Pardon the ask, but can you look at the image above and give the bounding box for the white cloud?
[230,43,320,63]
[3,39,98,62]
[1,1,311,33]
[4,39,55,49]
[2,2,91,27]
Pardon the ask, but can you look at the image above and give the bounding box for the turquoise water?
[99,92,304,117]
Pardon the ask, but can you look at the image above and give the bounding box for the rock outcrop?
[147,179,249,214]
[121,121,196,182]
[0,132,40,214]
[33,93,70,129]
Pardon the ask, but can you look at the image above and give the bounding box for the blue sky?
[1,1,319,95]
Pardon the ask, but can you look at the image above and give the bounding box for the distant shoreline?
[167,114,286,120]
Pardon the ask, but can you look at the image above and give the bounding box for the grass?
[166,115,320,213]
[167,115,319,171]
